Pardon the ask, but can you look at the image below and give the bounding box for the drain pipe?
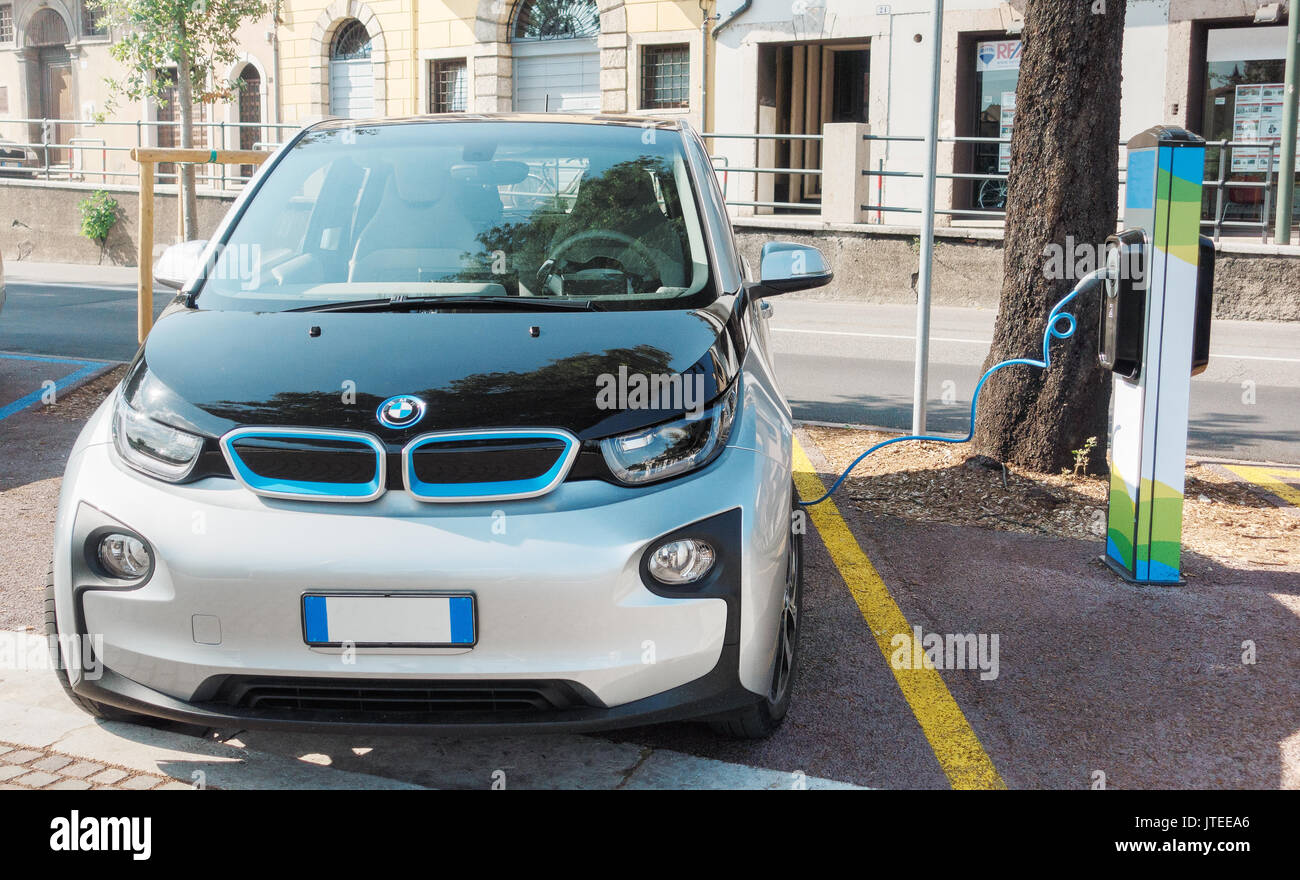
[270,0,283,124]
[712,0,752,37]
[700,1,711,132]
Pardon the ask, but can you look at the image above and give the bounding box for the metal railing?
[861,133,1297,242]
[704,131,824,212]
[0,117,299,190]
[706,128,1299,242]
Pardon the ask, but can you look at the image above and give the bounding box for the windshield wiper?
[287,295,603,313]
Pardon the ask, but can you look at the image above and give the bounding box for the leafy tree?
[971,0,1126,473]
[93,0,268,242]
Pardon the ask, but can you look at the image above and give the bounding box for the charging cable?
[799,268,1104,507]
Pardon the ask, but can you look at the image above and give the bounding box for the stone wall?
[733,220,1300,322]
[0,180,235,267]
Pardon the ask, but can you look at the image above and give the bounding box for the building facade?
[0,0,278,183]
[0,0,1296,234]
[272,0,706,123]
[710,0,1300,226]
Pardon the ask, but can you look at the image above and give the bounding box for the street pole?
[1273,3,1299,245]
[912,0,944,434]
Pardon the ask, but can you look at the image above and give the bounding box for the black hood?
[128,303,744,443]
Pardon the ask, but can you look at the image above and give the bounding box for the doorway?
[757,42,869,211]
[510,0,601,113]
[26,8,73,167]
[237,66,262,179]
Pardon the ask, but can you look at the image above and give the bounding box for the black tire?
[44,564,139,722]
[709,483,804,739]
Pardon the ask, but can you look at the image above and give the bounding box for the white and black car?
[49,115,832,737]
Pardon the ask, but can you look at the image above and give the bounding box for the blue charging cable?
[799,269,1104,507]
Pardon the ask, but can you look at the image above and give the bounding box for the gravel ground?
[0,366,124,632]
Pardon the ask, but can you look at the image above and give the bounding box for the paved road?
[768,298,1300,464]
[0,262,166,362]
[2,262,1296,462]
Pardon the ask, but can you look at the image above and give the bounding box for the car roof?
[306,113,692,133]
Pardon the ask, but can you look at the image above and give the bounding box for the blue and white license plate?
[301,594,476,647]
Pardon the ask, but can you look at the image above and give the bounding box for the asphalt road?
[1,263,1296,462]
[0,263,167,362]
[768,298,1300,464]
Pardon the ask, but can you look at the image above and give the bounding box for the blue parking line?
[0,353,113,422]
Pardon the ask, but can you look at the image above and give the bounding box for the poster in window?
[1231,83,1297,173]
[998,90,1015,173]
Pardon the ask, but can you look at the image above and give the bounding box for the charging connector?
[800,268,1105,507]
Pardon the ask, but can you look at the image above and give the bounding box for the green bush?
[78,190,120,245]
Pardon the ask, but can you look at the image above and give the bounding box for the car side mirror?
[153,239,209,291]
[757,241,833,295]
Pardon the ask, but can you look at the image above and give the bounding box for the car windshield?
[197,121,717,312]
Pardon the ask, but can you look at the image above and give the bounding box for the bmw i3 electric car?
[49,115,833,737]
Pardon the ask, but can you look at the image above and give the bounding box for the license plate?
[302,593,476,647]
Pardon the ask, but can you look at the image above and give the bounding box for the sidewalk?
[4,259,151,289]
[0,633,861,790]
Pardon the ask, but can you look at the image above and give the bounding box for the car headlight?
[112,392,203,482]
[600,383,738,485]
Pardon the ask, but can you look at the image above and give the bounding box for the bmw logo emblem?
[377,395,426,429]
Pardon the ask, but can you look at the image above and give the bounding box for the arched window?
[329,19,374,118]
[511,0,599,43]
[26,8,70,46]
[331,19,371,60]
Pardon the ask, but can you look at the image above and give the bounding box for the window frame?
[80,0,108,38]
[640,43,691,111]
[428,57,469,114]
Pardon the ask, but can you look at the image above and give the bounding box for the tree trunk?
[971,0,1126,474]
[176,43,199,242]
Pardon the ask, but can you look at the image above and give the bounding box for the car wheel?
[709,484,803,739]
[44,564,140,722]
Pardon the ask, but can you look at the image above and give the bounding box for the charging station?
[1100,125,1215,584]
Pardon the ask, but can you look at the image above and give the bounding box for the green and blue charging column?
[1101,125,1214,584]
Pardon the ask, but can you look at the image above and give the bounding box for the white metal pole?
[912,0,944,435]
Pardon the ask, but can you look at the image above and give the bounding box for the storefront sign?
[975,40,1022,72]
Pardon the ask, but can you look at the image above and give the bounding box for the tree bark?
[176,39,199,242]
[971,0,1126,474]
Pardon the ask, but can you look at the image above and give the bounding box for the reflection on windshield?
[199,122,714,312]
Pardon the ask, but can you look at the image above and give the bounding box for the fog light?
[647,538,715,585]
[97,533,152,579]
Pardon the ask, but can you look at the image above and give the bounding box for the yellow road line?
[793,438,1006,790]
[1223,464,1300,508]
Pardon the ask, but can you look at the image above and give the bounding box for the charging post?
[1099,125,1215,584]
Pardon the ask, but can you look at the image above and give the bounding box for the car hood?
[129,306,742,442]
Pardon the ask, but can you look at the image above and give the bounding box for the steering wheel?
[537,229,662,292]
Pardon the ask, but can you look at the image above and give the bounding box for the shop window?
[969,37,1020,213]
[1200,25,1298,227]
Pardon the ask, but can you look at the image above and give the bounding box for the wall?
[0,180,236,266]
[732,218,1300,321]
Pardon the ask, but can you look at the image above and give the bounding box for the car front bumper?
[54,388,793,731]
